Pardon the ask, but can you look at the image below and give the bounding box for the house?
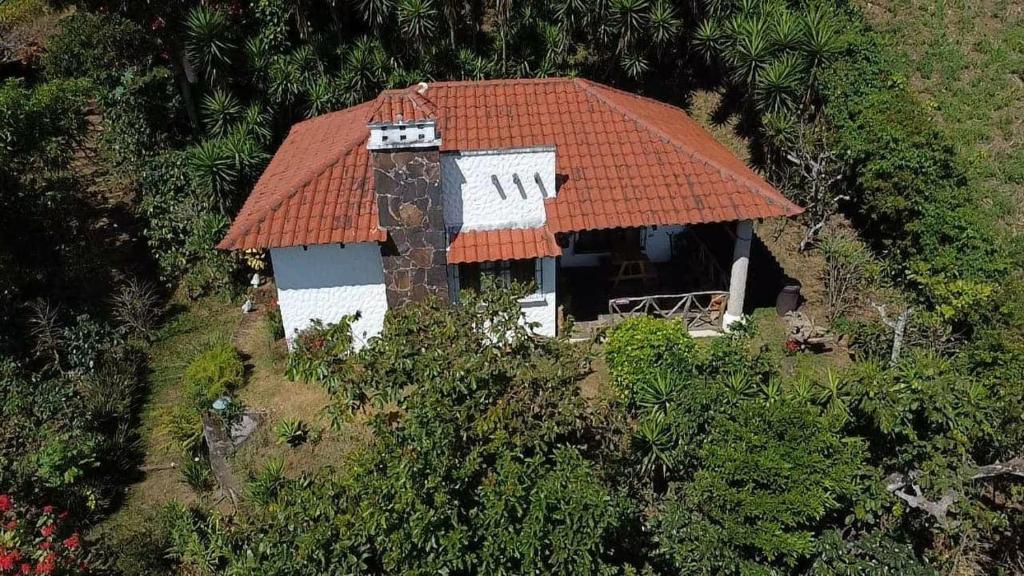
[218,78,802,348]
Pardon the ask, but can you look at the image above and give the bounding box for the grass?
[95,286,369,548]
[859,0,1024,226]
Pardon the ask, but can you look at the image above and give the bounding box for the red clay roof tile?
[219,78,801,251]
[447,226,561,264]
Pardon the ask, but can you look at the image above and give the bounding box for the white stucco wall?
[560,225,686,267]
[447,257,557,337]
[520,257,558,337]
[441,147,556,231]
[270,243,389,350]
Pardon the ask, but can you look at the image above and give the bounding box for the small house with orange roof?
[219,78,801,348]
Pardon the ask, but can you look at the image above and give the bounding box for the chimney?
[369,113,448,306]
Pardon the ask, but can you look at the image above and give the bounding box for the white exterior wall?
[441,147,556,231]
[519,257,558,337]
[270,243,389,350]
[560,225,686,267]
[448,257,558,337]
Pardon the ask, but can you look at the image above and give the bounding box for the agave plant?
[276,418,310,447]
[180,457,214,493]
[248,458,287,505]
[341,37,392,102]
[610,0,649,49]
[304,77,337,118]
[187,139,238,212]
[754,52,805,114]
[771,8,803,53]
[816,368,853,424]
[635,411,675,478]
[691,19,723,64]
[800,4,843,79]
[725,14,775,87]
[200,89,243,137]
[722,369,756,404]
[635,370,683,415]
[359,0,396,27]
[397,0,439,42]
[648,0,682,47]
[185,6,235,85]
[620,50,650,79]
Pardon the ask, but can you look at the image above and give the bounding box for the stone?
[373,147,448,308]
[409,247,434,268]
[398,203,425,228]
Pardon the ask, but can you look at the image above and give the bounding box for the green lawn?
[861,0,1024,223]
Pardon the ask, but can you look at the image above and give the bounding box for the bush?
[284,317,356,390]
[264,300,285,342]
[275,418,308,447]
[654,399,867,572]
[182,343,244,412]
[43,12,153,87]
[604,317,697,403]
[0,494,92,575]
[110,278,161,340]
[179,458,214,493]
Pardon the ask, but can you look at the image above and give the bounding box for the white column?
[722,220,753,331]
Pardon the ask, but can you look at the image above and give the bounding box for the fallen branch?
[972,457,1024,481]
[885,472,958,528]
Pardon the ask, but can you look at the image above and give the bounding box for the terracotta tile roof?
[368,86,437,125]
[447,226,562,264]
[219,78,802,251]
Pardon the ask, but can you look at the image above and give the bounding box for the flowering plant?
[0,495,89,575]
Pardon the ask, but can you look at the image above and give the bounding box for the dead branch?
[972,457,1024,481]
[871,302,913,364]
[885,472,958,527]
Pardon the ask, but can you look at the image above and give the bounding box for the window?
[458,259,541,294]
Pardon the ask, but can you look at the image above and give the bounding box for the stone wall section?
[373,149,449,306]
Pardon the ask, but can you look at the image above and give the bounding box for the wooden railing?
[608,291,729,331]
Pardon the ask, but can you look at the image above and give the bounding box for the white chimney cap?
[416,82,429,95]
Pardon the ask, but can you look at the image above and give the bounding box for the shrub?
[654,399,867,572]
[43,12,153,87]
[820,233,878,324]
[182,342,244,412]
[110,278,161,340]
[284,317,356,390]
[0,495,92,575]
[275,418,308,447]
[604,317,697,403]
[179,458,213,493]
[264,299,285,342]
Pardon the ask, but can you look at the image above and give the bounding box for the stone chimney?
[369,115,449,306]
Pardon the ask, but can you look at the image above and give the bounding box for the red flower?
[19,563,31,575]
[3,520,15,531]
[0,495,11,513]
[40,506,53,515]
[784,339,801,353]
[62,533,80,550]
[39,524,54,538]
[1,550,22,571]
[34,553,55,575]
[38,542,51,551]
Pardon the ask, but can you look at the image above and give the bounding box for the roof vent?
[416,82,429,95]
[367,120,440,150]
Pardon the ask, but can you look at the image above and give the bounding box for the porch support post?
[723,220,753,331]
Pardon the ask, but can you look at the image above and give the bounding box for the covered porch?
[557,220,774,336]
